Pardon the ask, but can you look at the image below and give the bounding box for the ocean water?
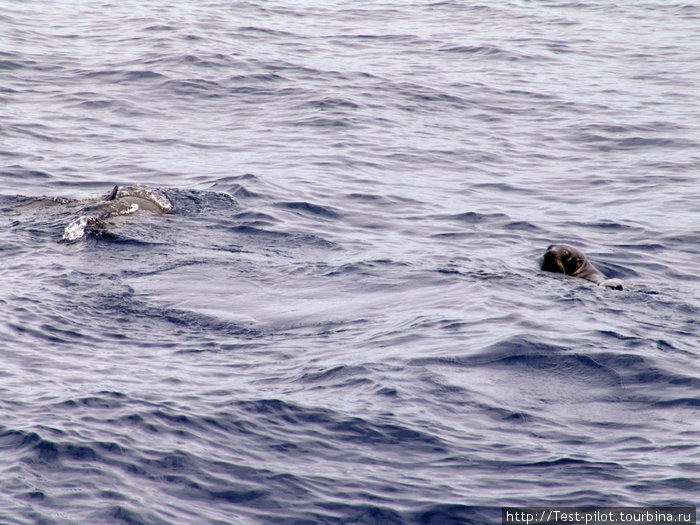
[1,1,699,523]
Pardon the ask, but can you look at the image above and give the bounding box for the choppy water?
[1,1,699,523]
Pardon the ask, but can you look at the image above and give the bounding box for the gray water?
[1,1,699,524]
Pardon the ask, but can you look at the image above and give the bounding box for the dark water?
[1,1,699,523]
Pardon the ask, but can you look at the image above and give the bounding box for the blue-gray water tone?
[1,1,699,524]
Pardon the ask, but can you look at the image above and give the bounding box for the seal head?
[542,244,623,290]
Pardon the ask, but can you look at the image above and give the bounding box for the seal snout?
[542,247,565,274]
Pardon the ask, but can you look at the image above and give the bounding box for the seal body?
[62,185,172,241]
[542,244,623,290]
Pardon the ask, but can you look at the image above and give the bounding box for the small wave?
[652,398,699,408]
[232,211,279,227]
[236,26,296,38]
[0,428,99,466]
[82,69,166,82]
[1,166,53,179]
[438,44,536,62]
[70,99,116,109]
[280,115,361,128]
[323,259,408,278]
[229,224,291,238]
[410,336,623,387]
[590,351,700,391]
[0,58,30,70]
[568,132,698,151]
[344,192,391,203]
[273,201,341,219]
[299,97,361,110]
[160,78,225,97]
[234,398,447,453]
[297,365,373,386]
[504,220,543,232]
[437,211,510,225]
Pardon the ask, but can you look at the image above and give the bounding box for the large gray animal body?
[542,244,623,290]
[62,185,173,241]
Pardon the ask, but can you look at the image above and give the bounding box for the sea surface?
[1,1,699,524]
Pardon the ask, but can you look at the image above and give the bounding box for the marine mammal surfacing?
[62,185,172,241]
[102,185,173,214]
[542,244,623,290]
